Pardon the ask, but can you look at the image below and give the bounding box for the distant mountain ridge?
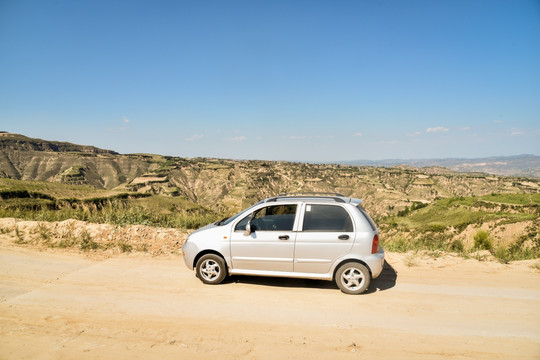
[0,132,118,155]
[338,155,540,178]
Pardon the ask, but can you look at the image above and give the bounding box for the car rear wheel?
[196,254,227,285]
[335,262,370,294]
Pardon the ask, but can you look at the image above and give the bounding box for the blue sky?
[1,0,539,161]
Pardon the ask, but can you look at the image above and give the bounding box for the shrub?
[397,207,410,217]
[473,230,493,251]
[449,239,465,253]
[37,222,51,241]
[494,246,511,264]
[79,230,99,251]
[118,240,132,253]
[0,226,12,234]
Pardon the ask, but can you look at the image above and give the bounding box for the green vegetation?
[1,168,539,261]
[383,194,538,233]
[14,226,25,244]
[79,230,99,251]
[0,179,221,230]
[382,235,466,254]
[482,192,540,205]
[380,193,540,262]
[0,178,120,200]
[473,230,493,251]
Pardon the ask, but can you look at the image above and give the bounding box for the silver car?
[182,193,384,294]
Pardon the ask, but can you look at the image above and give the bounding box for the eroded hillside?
[1,132,539,219]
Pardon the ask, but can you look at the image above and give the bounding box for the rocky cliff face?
[0,133,156,188]
[1,132,539,216]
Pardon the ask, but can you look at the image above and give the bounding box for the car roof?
[263,193,362,205]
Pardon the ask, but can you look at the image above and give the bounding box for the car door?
[294,203,355,274]
[230,204,298,273]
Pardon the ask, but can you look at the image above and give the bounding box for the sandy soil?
[1,242,539,359]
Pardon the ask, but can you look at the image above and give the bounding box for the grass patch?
[0,181,222,230]
[14,226,26,244]
[369,192,540,261]
[389,204,489,232]
[382,235,465,254]
[480,193,540,205]
[0,178,118,200]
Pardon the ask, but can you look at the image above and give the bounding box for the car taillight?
[371,234,379,254]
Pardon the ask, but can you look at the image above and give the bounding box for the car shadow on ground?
[365,260,398,294]
[225,260,398,294]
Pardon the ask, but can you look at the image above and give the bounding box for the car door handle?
[278,235,290,240]
[338,235,349,240]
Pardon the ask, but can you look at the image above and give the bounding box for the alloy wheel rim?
[201,259,220,281]
[341,267,364,290]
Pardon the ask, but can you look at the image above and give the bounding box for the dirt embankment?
[0,221,539,359]
[0,218,189,256]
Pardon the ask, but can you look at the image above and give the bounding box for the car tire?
[195,254,227,285]
[335,262,370,295]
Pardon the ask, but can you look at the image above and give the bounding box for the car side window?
[302,204,353,232]
[234,204,297,231]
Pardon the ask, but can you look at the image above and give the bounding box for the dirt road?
[1,245,539,359]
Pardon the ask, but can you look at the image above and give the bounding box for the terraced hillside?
[1,132,539,260]
[1,132,539,218]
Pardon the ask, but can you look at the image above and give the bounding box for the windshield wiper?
[215,217,229,226]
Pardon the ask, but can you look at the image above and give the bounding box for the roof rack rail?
[268,192,347,203]
[278,192,346,197]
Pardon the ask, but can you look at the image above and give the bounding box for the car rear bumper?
[366,247,385,279]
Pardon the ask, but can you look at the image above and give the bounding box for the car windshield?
[217,200,265,226]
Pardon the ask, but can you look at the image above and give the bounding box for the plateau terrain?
[1,132,539,261]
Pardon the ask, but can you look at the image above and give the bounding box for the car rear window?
[303,204,353,232]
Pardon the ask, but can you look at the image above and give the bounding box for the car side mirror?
[243,221,253,236]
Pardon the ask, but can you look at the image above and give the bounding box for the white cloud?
[286,135,307,140]
[407,131,422,137]
[354,132,363,137]
[122,117,130,124]
[426,126,449,133]
[511,130,524,136]
[458,126,471,131]
[378,140,398,145]
[229,136,246,142]
[494,120,504,123]
[185,134,203,141]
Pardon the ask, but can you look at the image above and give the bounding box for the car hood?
[187,222,229,243]
[190,222,218,236]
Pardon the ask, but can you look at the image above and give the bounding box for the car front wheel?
[335,262,370,294]
[195,254,227,285]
